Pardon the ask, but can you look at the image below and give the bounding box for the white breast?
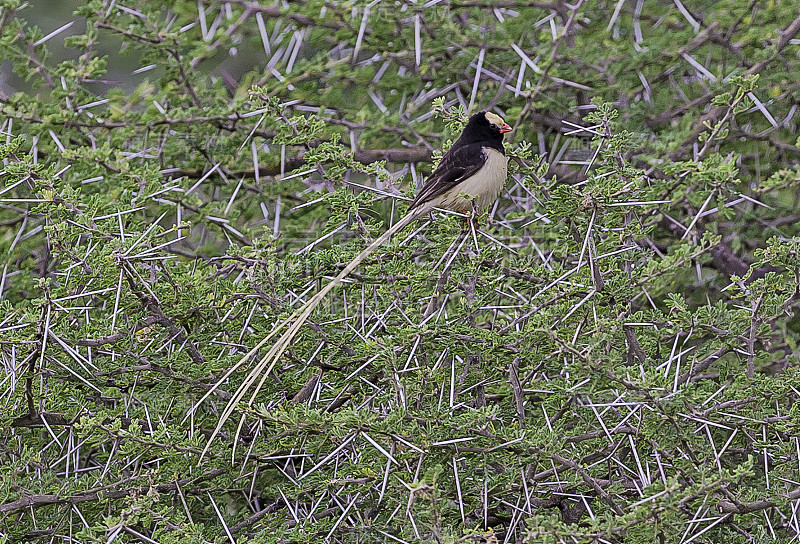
[435,148,508,211]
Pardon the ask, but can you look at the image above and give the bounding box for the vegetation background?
[2,0,800,542]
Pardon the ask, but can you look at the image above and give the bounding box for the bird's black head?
[456,111,512,151]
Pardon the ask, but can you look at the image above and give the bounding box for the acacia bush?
[2,1,800,543]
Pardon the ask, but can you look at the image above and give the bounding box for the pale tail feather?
[202,208,423,459]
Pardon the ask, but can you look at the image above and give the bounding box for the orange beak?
[500,123,512,133]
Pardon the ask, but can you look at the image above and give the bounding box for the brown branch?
[76,316,161,347]
[4,108,277,139]
[746,293,763,380]
[550,453,625,516]
[10,411,73,428]
[0,469,225,515]
[717,486,800,514]
[121,264,206,366]
[676,346,729,386]
[225,499,283,535]
[508,357,525,428]
[670,13,800,158]
[168,147,433,180]
[228,1,353,32]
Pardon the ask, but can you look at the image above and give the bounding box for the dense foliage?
[2,1,800,542]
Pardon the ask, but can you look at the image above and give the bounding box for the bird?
[408,111,512,213]
[200,111,512,455]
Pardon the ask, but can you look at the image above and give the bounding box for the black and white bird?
[201,111,512,452]
[409,111,511,214]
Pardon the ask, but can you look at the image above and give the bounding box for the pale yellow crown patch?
[484,112,506,128]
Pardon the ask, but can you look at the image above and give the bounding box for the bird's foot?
[459,210,481,231]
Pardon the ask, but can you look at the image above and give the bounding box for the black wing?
[409,143,487,210]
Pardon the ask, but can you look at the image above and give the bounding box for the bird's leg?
[457,202,482,254]
[458,202,482,231]
[471,200,483,229]
[458,211,471,232]
[468,205,480,256]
